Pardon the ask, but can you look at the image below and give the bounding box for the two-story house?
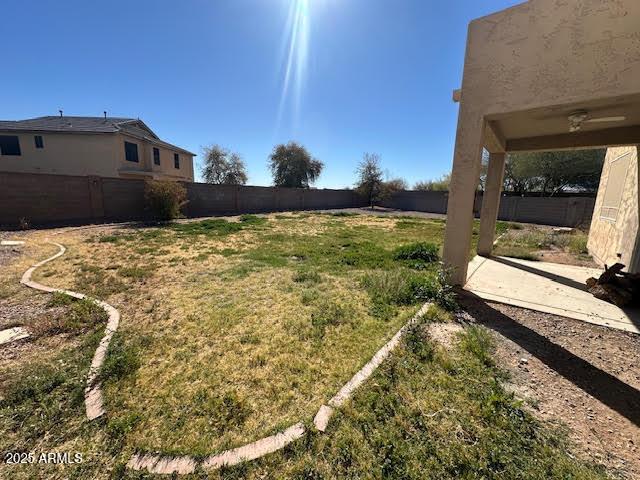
[0,114,195,181]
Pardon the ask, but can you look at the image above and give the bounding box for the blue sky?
[3,0,522,187]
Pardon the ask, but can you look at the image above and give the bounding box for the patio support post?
[443,113,486,285]
[477,152,506,256]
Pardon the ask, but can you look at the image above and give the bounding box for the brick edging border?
[20,241,120,420]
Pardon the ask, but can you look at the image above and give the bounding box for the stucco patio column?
[443,113,486,285]
[477,152,506,256]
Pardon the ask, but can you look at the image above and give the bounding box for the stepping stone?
[1,240,25,246]
[0,326,30,346]
[313,404,334,432]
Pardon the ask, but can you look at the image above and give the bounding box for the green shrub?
[100,334,141,383]
[47,291,75,307]
[118,264,156,280]
[293,269,322,284]
[310,299,354,337]
[459,326,494,367]
[239,214,267,225]
[170,218,243,236]
[144,180,188,220]
[43,293,108,334]
[362,268,457,311]
[568,234,588,255]
[393,242,439,267]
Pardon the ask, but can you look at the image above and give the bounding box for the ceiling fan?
[567,110,626,132]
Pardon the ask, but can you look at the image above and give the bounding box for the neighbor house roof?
[0,116,195,155]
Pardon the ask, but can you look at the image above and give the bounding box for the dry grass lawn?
[26,212,454,456]
[0,213,610,479]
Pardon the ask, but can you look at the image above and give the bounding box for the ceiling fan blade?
[584,116,626,123]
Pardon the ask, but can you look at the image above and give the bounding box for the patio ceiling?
[486,93,640,152]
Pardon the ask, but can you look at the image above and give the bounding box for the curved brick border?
[20,241,120,420]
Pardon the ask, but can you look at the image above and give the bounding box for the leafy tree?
[414,174,450,191]
[355,153,385,207]
[268,142,323,188]
[503,149,605,195]
[385,177,409,191]
[201,145,248,185]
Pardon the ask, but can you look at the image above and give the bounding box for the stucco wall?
[0,132,119,177]
[463,0,640,117]
[444,0,640,284]
[116,133,193,181]
[588,146,639,272]
[0,131,194,181]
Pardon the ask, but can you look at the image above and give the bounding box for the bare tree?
[355,153,385,208]
[201,144,248,185]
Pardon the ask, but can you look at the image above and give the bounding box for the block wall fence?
[381,190,595,227]
[0,172,366,227]
[0,172,594,228]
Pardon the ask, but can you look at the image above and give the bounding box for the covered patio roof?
[443,0,640,285]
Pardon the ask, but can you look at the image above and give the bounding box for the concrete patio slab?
[465,256,640,335]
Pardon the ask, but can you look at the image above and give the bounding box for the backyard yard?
[0,212,614,478]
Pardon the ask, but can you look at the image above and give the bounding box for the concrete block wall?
[0,172,96,225]
[382,190,595,227]
[0,172,367,227]
[380,191,449,214]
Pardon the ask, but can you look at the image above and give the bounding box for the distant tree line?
[416,149,605,195]
[200,142,605,197]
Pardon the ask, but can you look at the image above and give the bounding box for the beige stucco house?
[444,0,640,284]
[0,115,195,181]
[588,146,639,273]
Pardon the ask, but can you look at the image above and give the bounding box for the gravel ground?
[459,294,640,479]
[0,231,29,268]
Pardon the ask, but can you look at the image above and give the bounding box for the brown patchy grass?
[0,215,610,479]
[28,213,450,456]
[493,225,595,266]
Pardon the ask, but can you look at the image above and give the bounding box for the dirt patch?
[460,295,640,479]
[0,239,26,268]
[0,293,52,330]
[427,322,463,350]
[535,245,598,268]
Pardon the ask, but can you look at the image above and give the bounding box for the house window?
[34,135,44,149]
[153,147,160,165]
[174,153,180,169]
[124,141,139,162]
[600,151,632,222]
[0,135,21,156]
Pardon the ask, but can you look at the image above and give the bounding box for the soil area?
[459,295,640,479]
[0,233,27,268]
[535,245,599,268]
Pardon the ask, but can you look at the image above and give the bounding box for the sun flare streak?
[277,0,310,129]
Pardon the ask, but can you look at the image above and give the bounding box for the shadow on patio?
[465,255,640,334]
